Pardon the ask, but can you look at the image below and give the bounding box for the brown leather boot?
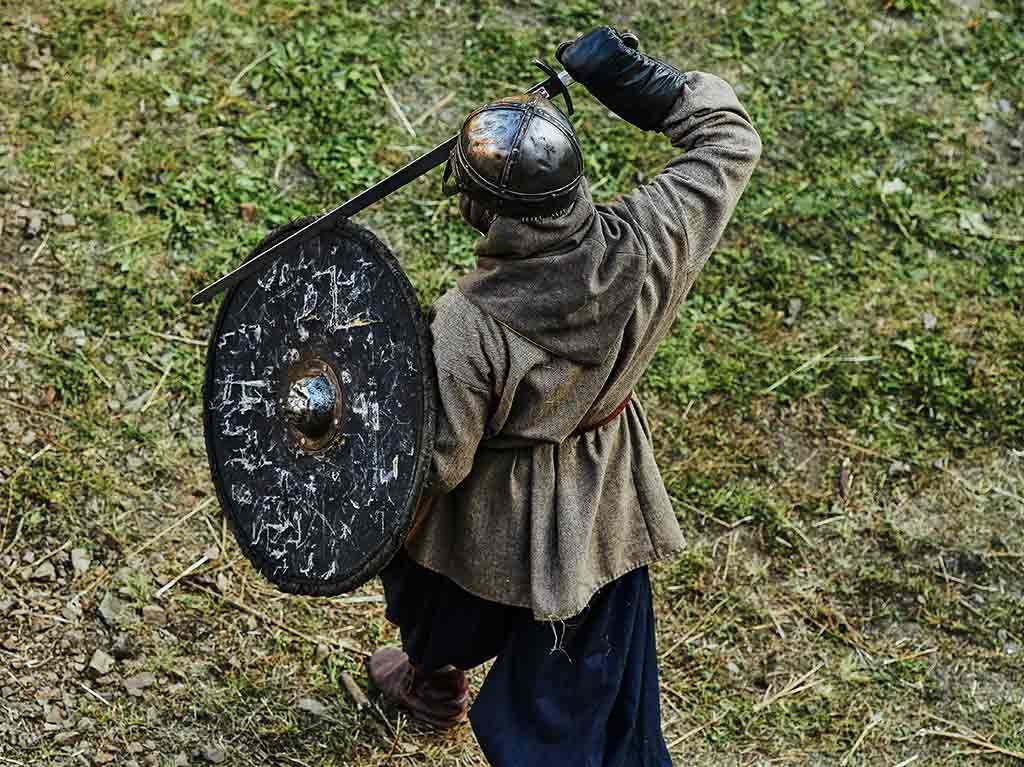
[367,647,469,729]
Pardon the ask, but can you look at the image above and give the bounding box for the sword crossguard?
[531,59,574,115]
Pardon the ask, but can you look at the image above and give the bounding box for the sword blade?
[190,70,574,305]
[190,139,454,305]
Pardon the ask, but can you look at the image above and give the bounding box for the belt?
[571,394,633,437]
[407,394,634,543]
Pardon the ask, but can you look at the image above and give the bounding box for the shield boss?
[203,218,435,596]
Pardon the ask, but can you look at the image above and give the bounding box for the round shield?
[203,217,435,596]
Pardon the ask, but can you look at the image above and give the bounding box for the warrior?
[367,27,762,764]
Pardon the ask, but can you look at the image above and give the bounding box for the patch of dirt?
[931,664,1024,708]
[888,451,1024,551]
[976,108,1024,194]
[768,420,830,491]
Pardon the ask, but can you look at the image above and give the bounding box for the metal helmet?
[443,93,583,219]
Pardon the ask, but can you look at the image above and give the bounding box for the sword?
[190,63,577,305]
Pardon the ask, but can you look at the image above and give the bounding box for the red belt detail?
[572,395,633,437]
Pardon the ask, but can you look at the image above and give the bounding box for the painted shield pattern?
[203,217,435,596]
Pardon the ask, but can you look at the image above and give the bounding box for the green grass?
[1,0,1022,764]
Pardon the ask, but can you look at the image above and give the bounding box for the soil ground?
[1,0,1022,764]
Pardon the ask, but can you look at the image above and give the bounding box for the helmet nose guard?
[442,93,583,220]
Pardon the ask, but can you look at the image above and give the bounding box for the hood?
[456,181,646,365]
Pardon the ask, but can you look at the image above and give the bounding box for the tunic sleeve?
[608,72,762,298]
[426,367,492,496]
[423,292,501,496]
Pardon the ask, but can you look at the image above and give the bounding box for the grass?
[1,0,1022,764]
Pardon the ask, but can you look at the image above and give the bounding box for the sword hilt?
[621,31,641,49]
[531,59,575,115]
[543,29,640,116]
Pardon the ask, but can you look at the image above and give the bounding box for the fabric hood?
[456,181,646,365]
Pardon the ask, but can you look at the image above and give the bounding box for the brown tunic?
[405,72,762,619]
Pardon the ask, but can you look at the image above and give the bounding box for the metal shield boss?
[203,218,435,596]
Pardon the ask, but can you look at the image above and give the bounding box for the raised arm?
[560,28,761,291]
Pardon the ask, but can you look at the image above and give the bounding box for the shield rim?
[202,216,436,597]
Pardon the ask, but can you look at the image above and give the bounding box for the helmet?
[443,94,583,220]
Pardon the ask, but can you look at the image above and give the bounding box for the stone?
[784,297,803,327]
[172,754,189,767]
[54,731,80,745]
[111,634,136,660]
[99,591,132,626]
[123,672,156,696]
[200,745,227,764]
[71,548,90,576]
[26,211,43,237]
[89,649,115,675]
[36,686,60,703]
[32,561,56,580]
[297,697,327,716]
[55,213,76,230]
[888,461,912,477]
[124,389,153,413]
[61,600,82,625]
[141,605,166,626]
[922,313,937,331]
[881,177,908,195]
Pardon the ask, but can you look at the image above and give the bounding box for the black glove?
[556,27,687,131]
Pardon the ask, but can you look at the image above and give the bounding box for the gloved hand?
[556,27,687,131]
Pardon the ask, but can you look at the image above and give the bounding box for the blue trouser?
[380,551,673,767]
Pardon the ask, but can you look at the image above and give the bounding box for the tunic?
[406,72,762,619]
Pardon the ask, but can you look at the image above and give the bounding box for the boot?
[367,647,469,729]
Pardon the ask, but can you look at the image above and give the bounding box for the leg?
[470,567,672,767]
[379,548,522,671]
[370,550,528,729]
